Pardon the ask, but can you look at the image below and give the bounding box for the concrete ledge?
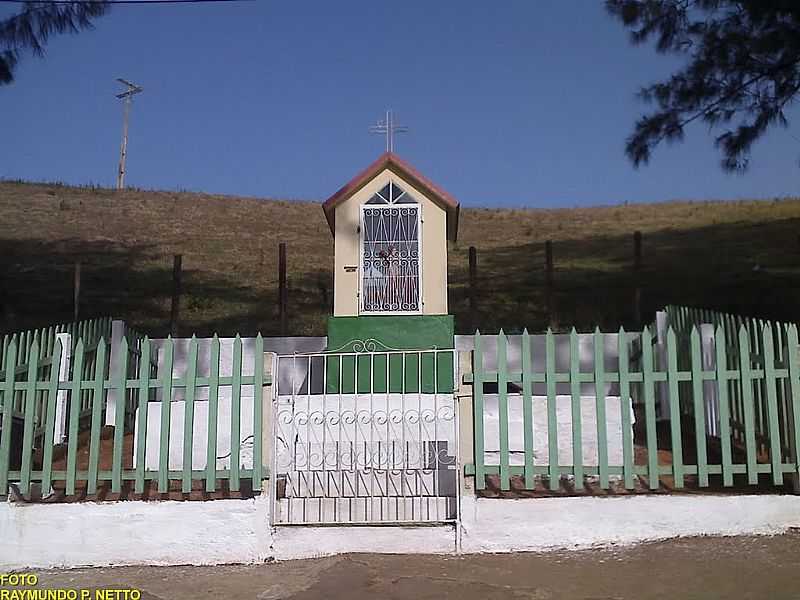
[0,496,272,570]
[459,494,800,553]
[2,493,799,569]
[0,496,454,569]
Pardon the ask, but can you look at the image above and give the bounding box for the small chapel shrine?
[321,152,460,354]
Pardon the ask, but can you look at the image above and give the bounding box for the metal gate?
[271,347,458,525]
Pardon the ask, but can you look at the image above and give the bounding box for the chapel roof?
[322,152,460,241]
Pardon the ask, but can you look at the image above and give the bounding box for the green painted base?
[326,315,454,352]
[325,315,455,394]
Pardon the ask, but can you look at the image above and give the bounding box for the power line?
[0,0,253,4]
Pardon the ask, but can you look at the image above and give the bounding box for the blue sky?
[1,1,798,207]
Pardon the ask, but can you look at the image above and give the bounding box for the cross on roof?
[368,109,408,152]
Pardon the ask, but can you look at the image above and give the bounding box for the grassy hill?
[1,180,799,337]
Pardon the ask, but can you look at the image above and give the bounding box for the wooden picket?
[545,330,558,490]
[497,331,509,490]
[690,329,709,487]
[642,328,659,490]
[0,340,16,495]
[230,335,243,492]
[0,333,271,499]
[472,331,486,490]
[617,328,634,489]
[181,336,199,494]
[466,317,800,493]
[65,340,84,496]
[568,329,583,486]
[521,329,534,489]
[594,328,609,488]
[205,336,221,492]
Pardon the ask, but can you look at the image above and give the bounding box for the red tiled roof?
[322,152,460,241]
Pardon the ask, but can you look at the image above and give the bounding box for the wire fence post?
[633,230,643,328]
[279,242,288,336]
[468,246,477,333]
[170,254,182,337]
[73,261,81,323]
[545,240,557,330]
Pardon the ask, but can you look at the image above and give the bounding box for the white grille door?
[361,205,421,314]
[271,350,459,525]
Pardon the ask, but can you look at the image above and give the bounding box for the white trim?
[358,201,423,316]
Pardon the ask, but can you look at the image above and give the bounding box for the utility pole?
[369,109,408,152]
[115,78,143,190]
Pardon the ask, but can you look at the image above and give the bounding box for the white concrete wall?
[458,494,800,554]
[3,493,800,569]
[482,394,632,467]
[136,398,254,471]
[140,336,328,472]
[0,496,272,569]
[0,496,453,569]
[137,338,265,472]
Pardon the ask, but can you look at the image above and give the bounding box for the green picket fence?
[466,325,800,492]
[0,317,112,372]
[0,334,270,498]
[118,324,160,432]
[0,317,113,436]
[665,305,798,467]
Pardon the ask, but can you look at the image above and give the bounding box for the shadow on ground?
[2,217,799,337]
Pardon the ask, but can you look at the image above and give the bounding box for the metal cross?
[369,109,408,152]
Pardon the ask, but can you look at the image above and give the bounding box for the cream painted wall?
[333,167,449,316]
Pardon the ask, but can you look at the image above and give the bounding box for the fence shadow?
[2,216,799,337]
[0,238,269,338]
[451,217,800,334]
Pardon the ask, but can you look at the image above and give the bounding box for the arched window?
[365,182,417,205]
[360,182,421,314]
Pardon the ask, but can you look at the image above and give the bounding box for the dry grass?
[1,180,799,337]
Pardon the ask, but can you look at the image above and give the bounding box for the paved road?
[35,532,800,600]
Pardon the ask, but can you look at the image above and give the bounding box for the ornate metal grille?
[361,183,420,314]
[271,350,458,525]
